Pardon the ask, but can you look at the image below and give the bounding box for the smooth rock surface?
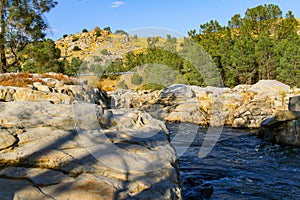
[0,101,182,200]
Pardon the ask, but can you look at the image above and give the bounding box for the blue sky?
[45,0,300,40]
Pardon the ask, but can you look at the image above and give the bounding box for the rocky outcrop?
[258,95,300,147]
[0,73,107,106]
[109,80,300,128]
[0,101,182,199]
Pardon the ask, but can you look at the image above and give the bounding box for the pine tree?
[0,0,57,72]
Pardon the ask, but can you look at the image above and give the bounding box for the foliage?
[94,26,102,37]
[19,38,83,76]
[115,29,129,36]
[72,46,81,51]
[117,80,128,89]
[63,34,68,38]
[100,49,109,55]
[189,4,300,87]
[21,39,62,73]
[0,0,58,72]
[63,57,83,76]
[130,74,143,85]
[93,56,102,62]
[140,83,165,91]
[82,28,88,33]
[103,27,111,33]
[72,36,79,42]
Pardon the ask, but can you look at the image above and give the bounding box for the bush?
[130,74,143,85]
[117,80,128,89]
[115,29,128,36]
[93,55,102,62]
[95,31,101,37]
[72,36,79,42]
[103,27,111,33]
[63,34,68,38]
[94,26,102,37]
[100,49,109,55]
[82,28,88,33]
[141,83,164,91]
[72,46,81,51]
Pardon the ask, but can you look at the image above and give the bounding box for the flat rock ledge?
[258,96,300,147]
[0,101,182,200]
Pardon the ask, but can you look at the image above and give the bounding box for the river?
[167,122,300,200]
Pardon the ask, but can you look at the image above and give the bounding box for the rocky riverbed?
[1,73,300,199]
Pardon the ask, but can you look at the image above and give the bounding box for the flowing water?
[167,122,300,200]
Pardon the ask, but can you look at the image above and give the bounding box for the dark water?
[167,122,300,200]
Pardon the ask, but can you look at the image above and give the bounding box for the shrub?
[94,26,101,32]
[82,28,88,33]
[130,74,143,85]
[63,34,68,38]
[100,49,109,55]
[117,80,128,89]
[93,55,102,62]
[72,45,81,51]
[72,36,79,42]
[95,31,101,37]
[141,83,164,91]
[94,26,102,37]
[115,29,128,36]
[103,27,111,33]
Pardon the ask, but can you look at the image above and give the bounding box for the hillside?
[55,29,177,63]
[55,29,184,91]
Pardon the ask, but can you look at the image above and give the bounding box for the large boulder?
[0,101,182,199]
[289,96,300,111]
[258,111,300,147]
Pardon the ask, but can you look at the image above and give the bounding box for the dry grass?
[0,72,75,87]
[0,72,43,87]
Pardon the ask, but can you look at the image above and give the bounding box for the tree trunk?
[0,0,7,73]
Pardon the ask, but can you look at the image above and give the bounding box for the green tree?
[242,4,282,36]
[64,57,83,76]
[276,38,300,87]
[231,37,258,84]
[21,39,62,73]
[164,34,177,52]
[0,0,57,72]
[115,29,128,36]
[255,33,278,80]
[277,11,299,40]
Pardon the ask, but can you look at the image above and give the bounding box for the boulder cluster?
[110,80,300,128]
